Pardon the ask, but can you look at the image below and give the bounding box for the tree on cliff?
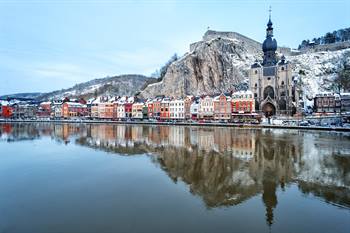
[333,61,350,93]
[151,53,178,81]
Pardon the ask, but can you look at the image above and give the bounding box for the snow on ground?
[288,48,350,98]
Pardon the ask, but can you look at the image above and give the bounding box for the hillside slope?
[37,74,156,100]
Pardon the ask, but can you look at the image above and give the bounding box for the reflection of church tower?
[262,172,278,226]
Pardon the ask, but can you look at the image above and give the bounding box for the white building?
[169,98,185,119]
[190,101,199,120]
[199,96,214,119]
[116,96,127,119]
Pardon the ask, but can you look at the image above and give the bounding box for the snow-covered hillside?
[37,75,156,100]
[289,49,350,98]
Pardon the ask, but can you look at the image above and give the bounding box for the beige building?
[132,102,144,119]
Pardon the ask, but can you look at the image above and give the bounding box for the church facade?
[249,16,300,116]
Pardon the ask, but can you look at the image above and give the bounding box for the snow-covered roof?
[92,98,101,104]
[127,96,135,103]
[170,98,184,102]
[133,102,145,106]
[315,92,334,97]
[232,90,253,95]
[0,100,9,106]
[65,102,86,107]
[87,98,96,104]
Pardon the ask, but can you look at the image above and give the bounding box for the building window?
[255,70,258,74]
[281,67,285,71]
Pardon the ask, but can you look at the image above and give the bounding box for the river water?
[0,123,349,233]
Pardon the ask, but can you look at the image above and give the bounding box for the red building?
[231,91,255,114]
[1,105,13,118]
[125,103,133,118]
[37,102,51,118]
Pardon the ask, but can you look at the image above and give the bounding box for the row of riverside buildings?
[0,91,258,122]
[2,90,349,121]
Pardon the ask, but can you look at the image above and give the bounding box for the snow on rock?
[288,48,350,98]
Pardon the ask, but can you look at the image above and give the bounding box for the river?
[0,123,349,233]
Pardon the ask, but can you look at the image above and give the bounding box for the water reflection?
[1,123,350,226]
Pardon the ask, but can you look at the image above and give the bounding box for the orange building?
[62,102,87,119]
[151,98,162,119]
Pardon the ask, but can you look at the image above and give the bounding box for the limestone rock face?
[141,30,350,99]
[140,31,263,98]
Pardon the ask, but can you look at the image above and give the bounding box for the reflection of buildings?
[1,123,350,226]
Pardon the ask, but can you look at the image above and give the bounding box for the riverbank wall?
[1,119,350,132]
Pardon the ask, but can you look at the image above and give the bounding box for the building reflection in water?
[1,123,350,226]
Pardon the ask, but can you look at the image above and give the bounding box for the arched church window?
[263,86,275,99]
[255,70,258,74]
[255,83,258,88]
[281,81,284,86]
[281,67,285,71]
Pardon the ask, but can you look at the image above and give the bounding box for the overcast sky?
[0,0,349,95]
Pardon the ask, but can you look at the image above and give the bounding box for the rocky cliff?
[141,30,350,98]
[141,30,263,98]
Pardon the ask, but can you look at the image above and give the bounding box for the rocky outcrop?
[140,31,263,98]
[141,30,350,99]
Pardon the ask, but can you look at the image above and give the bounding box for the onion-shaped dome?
[262,37,277,52]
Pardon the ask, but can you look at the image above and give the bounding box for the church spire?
[266,6,273,36]
[262,6,278,66]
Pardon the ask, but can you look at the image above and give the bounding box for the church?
[249,14,300,116]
